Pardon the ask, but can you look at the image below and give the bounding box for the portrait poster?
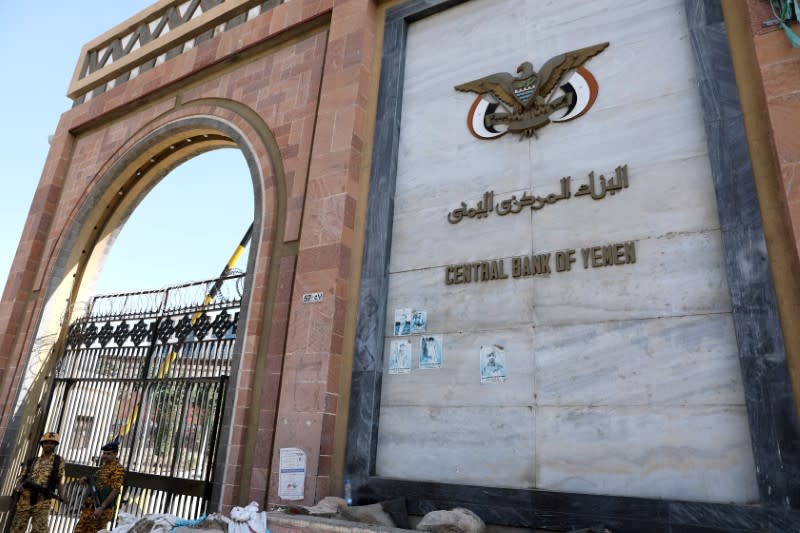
[410,310,428,334]
[394,308,412,336]
[389,339,412,374]
[480,344,506,384]
[419,335,443,369]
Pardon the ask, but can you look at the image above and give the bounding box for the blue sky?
[0,2,254,296]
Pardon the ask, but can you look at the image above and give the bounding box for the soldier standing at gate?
[74,438,125,533]
[10,431,65,533]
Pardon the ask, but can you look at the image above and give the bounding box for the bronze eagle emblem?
[455,42,609,139]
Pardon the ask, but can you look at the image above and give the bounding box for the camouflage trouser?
[9,491,52,533]
[73,505,114,533]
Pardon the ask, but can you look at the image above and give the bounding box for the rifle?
[84,474,113,529]
[21,478,64,503]
[85,474,102,509]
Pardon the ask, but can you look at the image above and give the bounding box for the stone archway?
[0,0,377,520]
[2,108,283,517]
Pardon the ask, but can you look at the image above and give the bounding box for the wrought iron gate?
[40,274,243,532]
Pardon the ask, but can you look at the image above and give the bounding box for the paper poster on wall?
[389,339,412,374]
[410,310,427,333]
[480,344,506,384]
[419,335,443,369]
[278,447,306,500]
[394,308,412,336]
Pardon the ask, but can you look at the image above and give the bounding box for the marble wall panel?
[374,0,758,505]
[384,266,534,334]
[389,193,533,271]
[387,230,731,332]
[529,231,732,326]
[396,88,709,219]
[524,90,708,182]
[520,1,690,51]
[401,1,528,95]
[527,155,721,248]
[394,0,708,216]
[534,314,744,406]
[393,122,531,215]
[404,0,696,112]
[380,326,534,407]
[391,155,722,273]
[534,405,759,503]
[376,405,536,488]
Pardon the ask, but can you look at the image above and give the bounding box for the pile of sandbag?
[282,496,611,533]
[101,501,268,533]
[283,496,486,533]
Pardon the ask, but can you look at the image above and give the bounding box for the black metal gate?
[40,274,243,532]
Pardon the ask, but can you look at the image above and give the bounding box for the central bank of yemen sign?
[455,42,609,140]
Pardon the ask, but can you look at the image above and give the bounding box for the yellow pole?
[156,223,253,378]
[119,223,254,433]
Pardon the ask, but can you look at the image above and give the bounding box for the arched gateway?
[3,1,800,532]
[0,0,373,525]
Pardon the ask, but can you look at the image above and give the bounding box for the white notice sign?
[278,447,306,500]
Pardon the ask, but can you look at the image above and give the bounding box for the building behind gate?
[1,1,800,532]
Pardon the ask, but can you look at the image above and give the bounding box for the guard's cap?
[40,432,60,444]
[100,438,119,452]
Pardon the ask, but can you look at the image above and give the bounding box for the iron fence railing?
[4,274,244,533]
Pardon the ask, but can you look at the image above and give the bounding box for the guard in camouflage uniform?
[10,431,65,533]
[73,439,125,533]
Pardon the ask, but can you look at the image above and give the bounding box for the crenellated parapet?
[68,0,285,104]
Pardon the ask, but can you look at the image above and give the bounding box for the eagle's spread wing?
[534,42,609,102]
[455,72,520,112]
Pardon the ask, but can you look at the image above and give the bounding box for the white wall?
[376,0,758,504]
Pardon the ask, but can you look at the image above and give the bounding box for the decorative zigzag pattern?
[72,0,284,103]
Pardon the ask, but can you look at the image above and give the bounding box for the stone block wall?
[0,0,378,512]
